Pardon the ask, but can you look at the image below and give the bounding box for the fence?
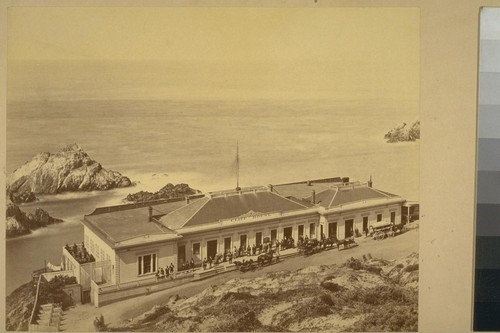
[91,272,193,307]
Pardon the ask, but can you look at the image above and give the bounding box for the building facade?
[62,177,407,306]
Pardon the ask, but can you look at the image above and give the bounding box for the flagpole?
[236,141,240,191]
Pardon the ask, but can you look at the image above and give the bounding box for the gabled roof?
[159,188,308,229]
[271,178,344,199]
[302,184,399,208]
[83,199,190,247]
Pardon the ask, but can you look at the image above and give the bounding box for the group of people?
[230,238,295,259]
[179,258,196,272]
[155,262,176,279]
[65,242,95,264]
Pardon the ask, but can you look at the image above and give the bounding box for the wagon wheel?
[374,231,385,240]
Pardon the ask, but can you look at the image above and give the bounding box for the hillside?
[7,144,132,203]
[112,253,419,332]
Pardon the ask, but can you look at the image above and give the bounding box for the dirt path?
[61,228,418,331]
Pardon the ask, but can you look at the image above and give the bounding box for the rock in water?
[384,120,420,143]
[5,199,64,238]
[7,144,132,202]
[125,183,197,203]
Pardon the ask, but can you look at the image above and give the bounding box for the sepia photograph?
[5,5,419,332]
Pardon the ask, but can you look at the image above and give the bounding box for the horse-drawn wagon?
[369,221,395,240]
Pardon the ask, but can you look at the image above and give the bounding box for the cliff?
[113,253,418,332]
[6,199,64,238]
[384,121,420,143]
[6,281,36,331]
[7,144,133,203]
[125,183,198,203]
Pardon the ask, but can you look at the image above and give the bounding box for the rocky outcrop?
[384,120,420,143]
[113,253,418,332]
[6,199,63,238]
[7,144,133,203]
[125,183,197,203]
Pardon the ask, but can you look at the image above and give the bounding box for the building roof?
[271,178,344,199]
[272,178,399,209]
[159,187,308,230]
[83,199,192,247]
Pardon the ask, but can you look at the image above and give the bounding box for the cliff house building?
[61,177,408,306]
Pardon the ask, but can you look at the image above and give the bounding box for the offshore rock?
[384,120,420,143]
[7,144,133,202]
[125,183,197,203]
[6,199,63,238]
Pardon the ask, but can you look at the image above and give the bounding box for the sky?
[7,7,419,101]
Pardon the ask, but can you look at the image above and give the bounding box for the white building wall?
[84,225,116,284]
[179,212,319,261]
[116,242,177,284]
[325,203,402,239]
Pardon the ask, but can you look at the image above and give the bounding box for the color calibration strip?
[474,7,500,331]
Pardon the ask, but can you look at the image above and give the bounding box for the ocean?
[6,98,419,294]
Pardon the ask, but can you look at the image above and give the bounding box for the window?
[193,243,200,256]
[298,225,304,237]
[391,212,396,223]
[377,214,382,222]
[138,253,157,275]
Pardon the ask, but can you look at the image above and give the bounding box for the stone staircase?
[36,303,62,331]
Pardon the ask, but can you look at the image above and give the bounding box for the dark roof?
[83,200,191,244]
[159,189,308,229]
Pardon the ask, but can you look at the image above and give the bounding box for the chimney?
[306,180,312,186]
[148,206,153,222]
[368,176,373,188]
[268,184,274,192]
[186,196,190,205]
[312,190,316,204]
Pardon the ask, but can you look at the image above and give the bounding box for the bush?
[38,275,78,309]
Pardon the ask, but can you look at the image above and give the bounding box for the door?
[298,225,304,238]
[178,245,186,267]
[255,232,262,246]
[270,229,277,242]
[192,243,201,263]
[363,216,369,233]
[207,240,217,261]
[309,223,315,238]
[240,234,247,249]
[345,219,354,238]
[328,222,337,238]
[224,237,231,253]
[283,227,292,239]
[391,212,396,223]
